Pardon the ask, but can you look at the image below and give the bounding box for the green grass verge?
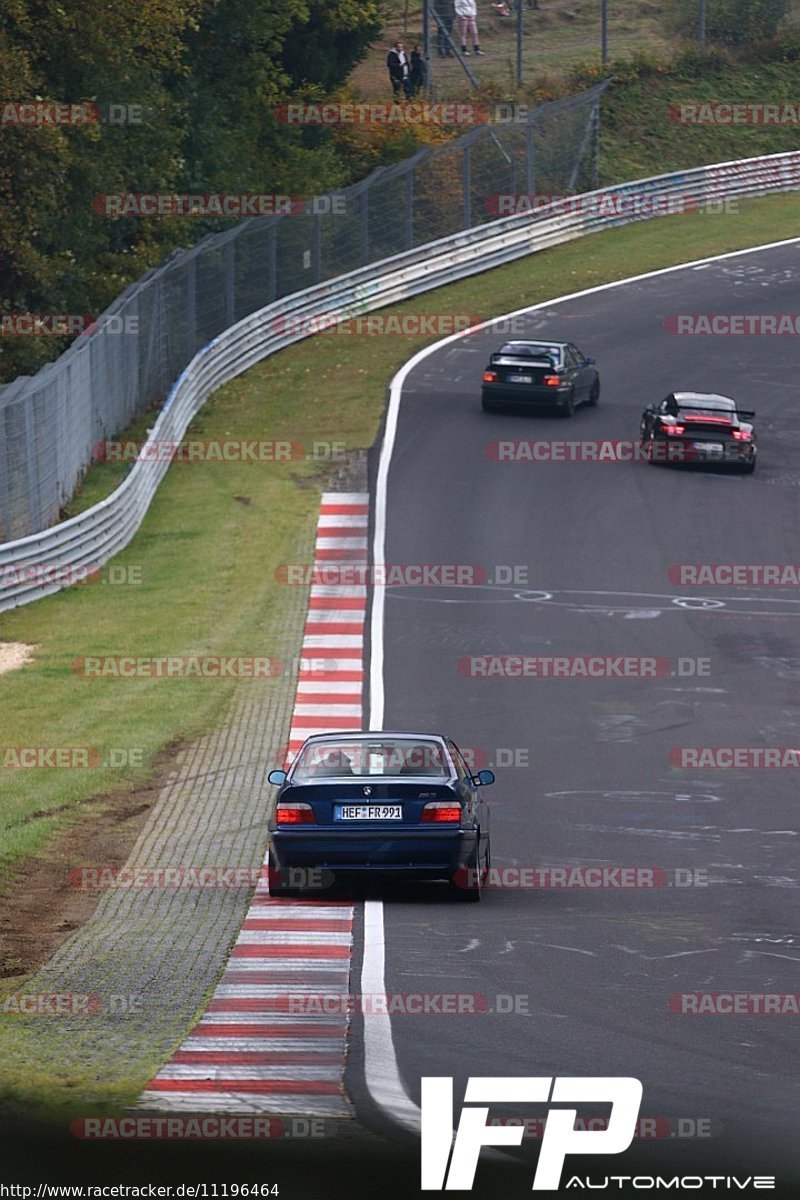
[1,191,800,1116]
[594,56,800,186]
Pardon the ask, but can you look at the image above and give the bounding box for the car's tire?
[481,394,497,413]
[451,837,488,902]
[643,435,658,464]
[741,457,756,475]
[587,379,600,407]
[267,847,299,897]
[560,390,576,418]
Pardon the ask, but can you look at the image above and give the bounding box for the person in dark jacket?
[386,39,412,99]
[409,45,427,95]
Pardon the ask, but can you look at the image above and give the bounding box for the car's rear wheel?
[481,394,497,413]
[451,836,489,902]
[587,379,600,407]
[741,456,756,474]
[560,390,575,418]
[268,847,300,897]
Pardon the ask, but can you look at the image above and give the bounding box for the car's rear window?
[677,398,735,413]
[498,342,562,364]
[290,738,449,779]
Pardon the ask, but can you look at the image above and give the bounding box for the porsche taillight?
[663,424,685,435]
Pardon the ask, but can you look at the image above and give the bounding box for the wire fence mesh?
[423,0,800,90]
[0,81,608,542]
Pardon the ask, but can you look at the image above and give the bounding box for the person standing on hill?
[410,44,427,95]
[454,0,485,55]
[387,39,412,98]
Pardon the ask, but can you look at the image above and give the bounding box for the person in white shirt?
[454,0,485,55]
[386,39,412,98]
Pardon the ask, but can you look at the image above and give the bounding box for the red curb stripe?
[308,597,366,609]
[231,945,350,958]
[194,1024,347,1037]
[315,527,368,538]
[242,919,352,931]
[172,1052,343,1065]
[314,550,368,561]
[146,1079,341,1094]
[300,645,363,656]
[292,670,363,681]
[319,505,369,515]
[248,901,355,910]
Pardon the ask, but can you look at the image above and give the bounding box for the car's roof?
[672,392,736,409]
[297,730,450,743]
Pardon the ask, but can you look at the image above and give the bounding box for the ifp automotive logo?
[421,1076,643,1191]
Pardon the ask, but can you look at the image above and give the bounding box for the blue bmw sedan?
[266,731,494,901]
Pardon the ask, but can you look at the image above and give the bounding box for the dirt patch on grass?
[0,740,188,982]
[0,643,37,676]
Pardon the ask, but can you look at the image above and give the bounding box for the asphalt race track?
[360,242,800,1185]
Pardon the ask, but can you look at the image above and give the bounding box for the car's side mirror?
[473,769,495,787]
[585,356,596,365]
[268,769,287,786]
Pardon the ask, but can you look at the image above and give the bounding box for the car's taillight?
[663,424,685,435]
[732,428,752,441]
[483,371,498,383]
[276,802,315,824]
[421,802,462,823]
[543,375,560,387]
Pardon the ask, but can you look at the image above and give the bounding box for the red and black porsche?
[640,391,757,473]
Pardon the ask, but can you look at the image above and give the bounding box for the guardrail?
[2,150,799,611]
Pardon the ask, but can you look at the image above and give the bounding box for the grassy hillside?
[586,52,800,185]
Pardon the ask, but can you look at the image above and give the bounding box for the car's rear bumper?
[270,827,477,877]
[652,436,755,465]
[482,383,570,407]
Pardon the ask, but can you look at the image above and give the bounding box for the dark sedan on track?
[640,391,756,473]
[481,339,600,416]
[267,731,493,900]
